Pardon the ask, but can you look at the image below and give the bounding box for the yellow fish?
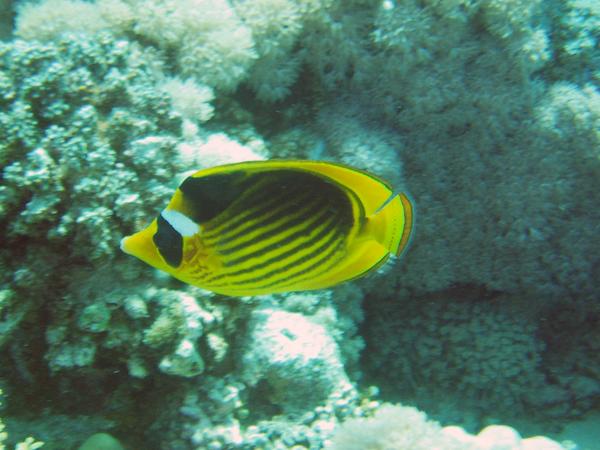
[120,160,413,296]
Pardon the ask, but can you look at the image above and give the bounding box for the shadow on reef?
[360,283,600,434]
[0,268,256,450]
[0,341,185,450]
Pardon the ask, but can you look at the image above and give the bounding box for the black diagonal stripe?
[202,176,287,235]
[218,197,326,257]
[238,234,345,289]
[209,169,344,234]
[217,190,318,246]
[216,238,346,295]
[220,206,335,269]
[257,238,346,290]
[204,170,352,243]
[270,239,354,290]
[225,220,344,286]
[204,196,286,242]
[248,235,343,290]
[206,213,342,285]
[203,178,310,240]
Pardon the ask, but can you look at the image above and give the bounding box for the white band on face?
[160,209,200,237]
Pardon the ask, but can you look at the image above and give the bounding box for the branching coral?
[159,78,215,124]
[0,35,181,365]
[0,34,183,255]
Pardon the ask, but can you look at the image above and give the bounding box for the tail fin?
[365,191,413,257]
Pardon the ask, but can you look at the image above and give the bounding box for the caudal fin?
[365,191,413,257]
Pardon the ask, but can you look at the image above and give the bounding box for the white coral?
[241,308,350,413]
[15,0,108,40]
[160,78,215,123]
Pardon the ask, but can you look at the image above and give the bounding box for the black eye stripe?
[153,214,183,268]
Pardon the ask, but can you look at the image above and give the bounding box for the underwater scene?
[0,0,599,449]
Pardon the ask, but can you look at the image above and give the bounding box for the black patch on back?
[153,214,183,268]
[179,173,247,223]
[179,168,355,233]
[261,170,354,230]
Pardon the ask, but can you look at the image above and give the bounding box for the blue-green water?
[0,0,598,449]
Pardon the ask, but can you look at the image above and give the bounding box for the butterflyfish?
[120,160,413,296]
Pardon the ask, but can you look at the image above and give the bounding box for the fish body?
[120,160,413,296]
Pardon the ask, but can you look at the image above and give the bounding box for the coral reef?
[0,390,43,450]
[0,0,13,40]
[0,0,598,449]
[364,290,600,430]
[364,294,552,424]
[546,0,599,84]
[327,403,567,450]
[241,308,350,414]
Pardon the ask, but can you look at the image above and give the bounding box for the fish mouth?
[119,222,172,273]
[120,236,131,254]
